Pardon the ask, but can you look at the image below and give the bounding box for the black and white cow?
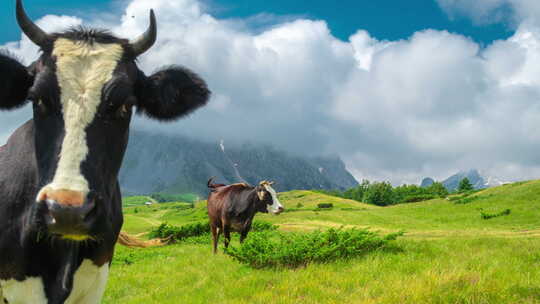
[0,1,210,303]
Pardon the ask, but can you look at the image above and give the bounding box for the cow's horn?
[16,0,50,48]
[130,9,157,57]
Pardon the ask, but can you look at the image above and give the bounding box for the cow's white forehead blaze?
[36,38,124,201]
[263,184,283,213]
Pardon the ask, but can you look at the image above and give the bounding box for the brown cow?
[207,178,284,253]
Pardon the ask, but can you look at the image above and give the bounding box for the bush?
[458,178,474,193]
[317,203,334,209]
[226,228,403,268]
[149,222,210,242]
[251,221,278,232]
[454,193,494,205]
[364,182,395,206]
[400,194,436,203]
[150,193,198,203]
[340,207,366,211]
[454,197,476,205]
[426,182,449,198]
[481,209,511,220]
[149,220,277,243]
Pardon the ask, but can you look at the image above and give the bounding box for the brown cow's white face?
[36,39,124,208]
[261,183,284,214]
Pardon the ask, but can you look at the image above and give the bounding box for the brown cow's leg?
[223,226,231,250]
[211,225,219,254]
[239,230,248,243]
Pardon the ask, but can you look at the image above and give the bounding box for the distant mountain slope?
[420,177,435,188]
[119,131,358,196]
[442,169,486,191]
[421,169,509,191]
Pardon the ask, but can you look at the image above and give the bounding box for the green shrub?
[454,194,494,205]
[296,203,304,208]
[458,178,474,192]
[363,182,395,206]
[149,220,277,243]
[340,207,366,211]
[251,221,278,231]
[454,197,476,205]
[226,228,403,268]
[481,209,511,220]
[400,194,436,203]
[317,203,334,209]
[150,193,198,203]
[149,222,210,242]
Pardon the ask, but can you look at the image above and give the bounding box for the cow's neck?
[0,120,39,204]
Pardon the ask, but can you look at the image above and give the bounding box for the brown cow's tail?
[117,231,169,248]
[208,177,226,190]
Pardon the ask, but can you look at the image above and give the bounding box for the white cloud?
[3,0,540,185]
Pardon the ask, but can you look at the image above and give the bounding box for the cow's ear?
[135,65,210,121]
[0,51,34,110]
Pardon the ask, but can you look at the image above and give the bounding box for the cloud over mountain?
[2,0,540,184]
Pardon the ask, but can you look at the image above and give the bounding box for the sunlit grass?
[110,180,540,303]
[105,238,540,304]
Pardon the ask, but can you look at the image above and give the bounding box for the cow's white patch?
[263,184,284,214]
[36,38,123,200]
[0,260,109,304]
[65,259,109,304]
[0,277,48,304]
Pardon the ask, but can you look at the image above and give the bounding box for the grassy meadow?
[104,180,540,303]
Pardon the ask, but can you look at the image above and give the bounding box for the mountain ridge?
[420,169,510,191]
[119,131,358,196]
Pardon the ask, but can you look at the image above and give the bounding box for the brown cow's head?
[256,181,284,214]
[0,0,210,241]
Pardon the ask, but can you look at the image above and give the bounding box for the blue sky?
[1,0,512,45]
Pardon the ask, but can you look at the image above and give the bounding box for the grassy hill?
[105,181,540,303]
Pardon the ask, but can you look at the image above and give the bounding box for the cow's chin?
[270,209,282,215]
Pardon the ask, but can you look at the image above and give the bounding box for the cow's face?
[0,0,210,241]
[256,181,284,214]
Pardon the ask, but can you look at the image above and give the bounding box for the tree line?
[318,177,474,206]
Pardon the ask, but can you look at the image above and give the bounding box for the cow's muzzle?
[38,191,97,240]
[272,206,284,215]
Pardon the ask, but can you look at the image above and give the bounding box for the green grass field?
[104,181,540,303]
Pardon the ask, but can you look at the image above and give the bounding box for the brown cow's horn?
[16,0,50,48]
[130,9,157,57]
